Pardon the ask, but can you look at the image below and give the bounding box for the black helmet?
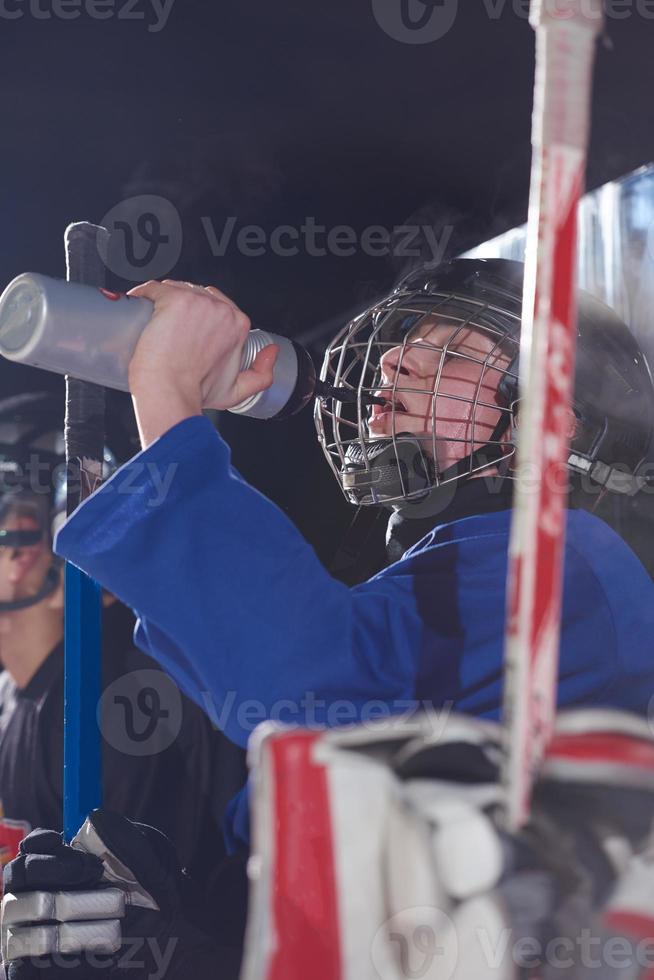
[0,391,135,611]
[315,258,654,508]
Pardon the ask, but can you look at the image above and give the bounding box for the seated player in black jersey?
[0,392,249,967]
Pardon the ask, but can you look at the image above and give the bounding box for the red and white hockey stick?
[501,0,604,831]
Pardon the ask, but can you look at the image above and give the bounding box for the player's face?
[367,318,512,473]
[0,498,51,606]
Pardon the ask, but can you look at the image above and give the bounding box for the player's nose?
[379,344,412,384]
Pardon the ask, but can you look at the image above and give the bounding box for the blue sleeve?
[54,417,422,748]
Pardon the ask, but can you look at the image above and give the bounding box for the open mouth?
[371,393,408,418]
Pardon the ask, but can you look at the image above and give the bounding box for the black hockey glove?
[1,810,242,980]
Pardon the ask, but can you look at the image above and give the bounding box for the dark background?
[2,0,653,568]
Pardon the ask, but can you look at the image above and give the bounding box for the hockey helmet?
[315,258,654,508]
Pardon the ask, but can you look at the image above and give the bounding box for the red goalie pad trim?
[268,731,341,980]
[605,910,654,940]
[547,732,654,770]
[604,912,654,980]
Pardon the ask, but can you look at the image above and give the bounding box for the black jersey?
[0,602,247,882]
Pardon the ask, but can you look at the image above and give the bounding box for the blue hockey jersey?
[55,415,654,748]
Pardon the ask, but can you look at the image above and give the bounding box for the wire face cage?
[315,276,521,507]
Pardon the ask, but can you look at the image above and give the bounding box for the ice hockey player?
[48,258,654,843]
[4,258,654,979]
[0,393,247,912]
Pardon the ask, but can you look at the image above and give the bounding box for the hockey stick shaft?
[63,222,109,841]
[501,0,603,830]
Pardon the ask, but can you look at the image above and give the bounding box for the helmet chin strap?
[391,440,511,519]
[387,411,514,517]
[0,561,61,614]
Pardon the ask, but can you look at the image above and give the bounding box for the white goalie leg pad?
[327,750,410,980]
[243,716,507,980]
[242,724,402,980]
[244,711,654,980]
[380,792,457,980]
[449,895,515,980]
[242,726,346,980]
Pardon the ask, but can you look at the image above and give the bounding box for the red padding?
[605,911,654,939]
[604,911,654,980]
[547,732,654,770]
[268,731,341,980]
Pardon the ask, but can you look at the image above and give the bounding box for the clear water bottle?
[0,273,315,420]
